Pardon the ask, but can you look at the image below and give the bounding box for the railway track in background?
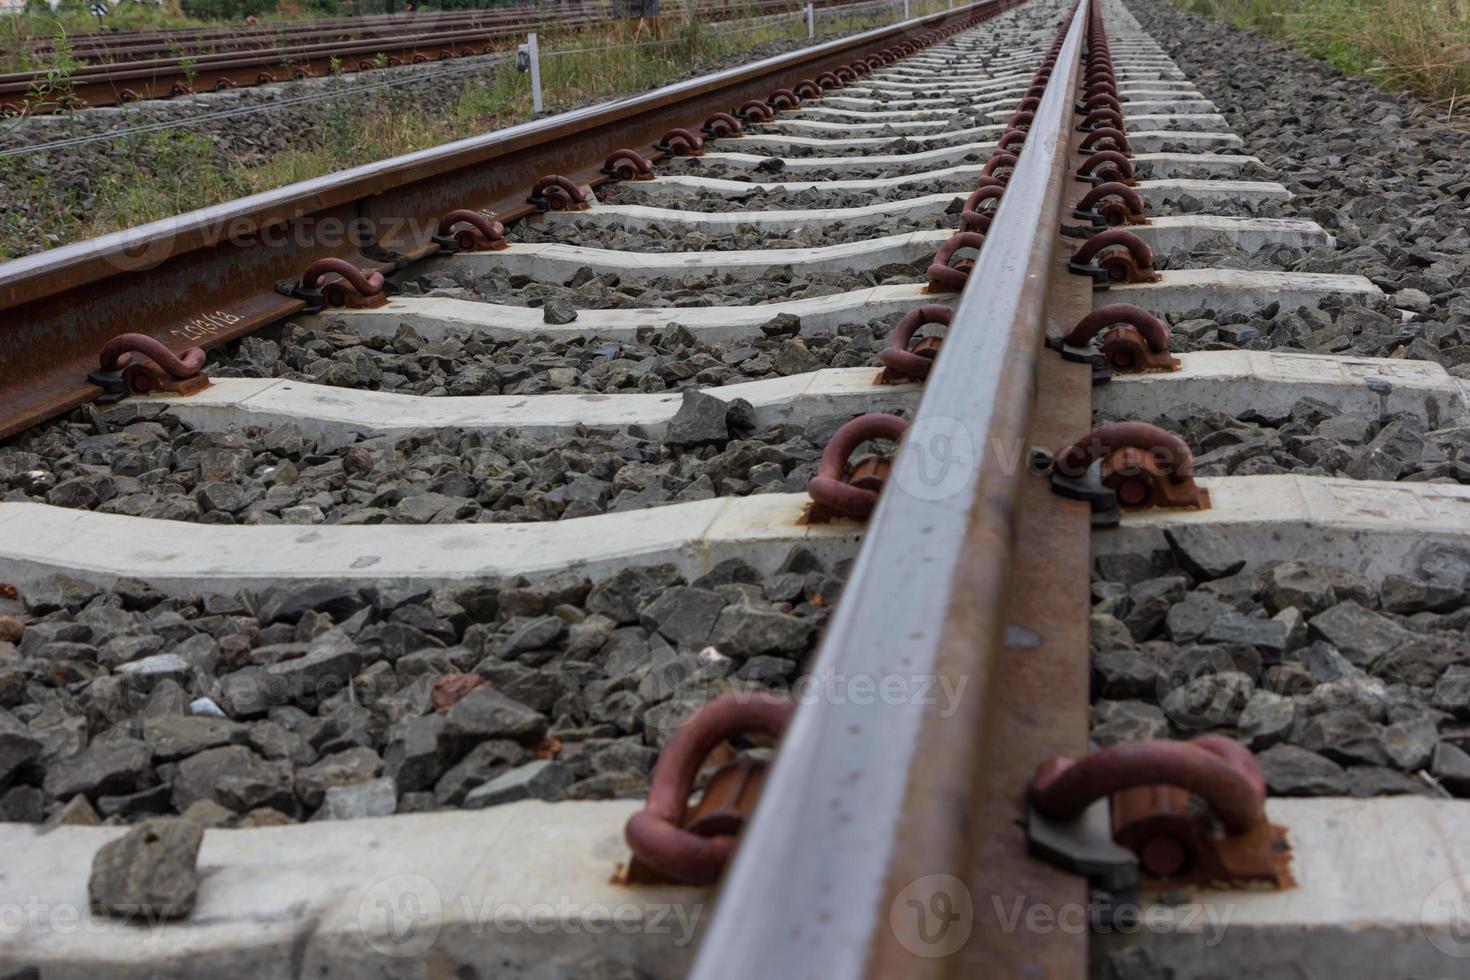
[2,0,1469,975]
[1,0,891,114]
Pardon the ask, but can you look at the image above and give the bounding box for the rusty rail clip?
[1061,303,1179,380]
[805,413,909,523]
[623,692,794,885]
[1029,736,1290,889]
[88,333,209,403]
[1048,422,1209,527]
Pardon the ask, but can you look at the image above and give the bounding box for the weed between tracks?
[1177,0,1470,112]
[0,1,944,259]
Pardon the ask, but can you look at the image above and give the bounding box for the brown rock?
[0,614,22,644]
[431,672,488,711]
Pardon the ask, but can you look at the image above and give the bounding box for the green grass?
[1179,0,1470,112]
[0,1,949,258]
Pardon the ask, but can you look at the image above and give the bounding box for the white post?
[527,32,543,114]
[805,2,814,38]
[903,0,910,19]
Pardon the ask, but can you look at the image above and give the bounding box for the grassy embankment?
[1177,0,1469,112]
[0,0,946,256]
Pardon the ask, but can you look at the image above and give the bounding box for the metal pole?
[805,2,814,38]
[527,32,543,114]
[903,0,910,19]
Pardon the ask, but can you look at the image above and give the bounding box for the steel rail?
[686,1,1091,976]
[0,0,1007,441]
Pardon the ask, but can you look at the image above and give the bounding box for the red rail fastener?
[655,127,704,157]
[1070,228,1159,284]
[1075,181,1147,227]
[1065,304,1178,374]
[806,413,909,522]
[1078,149,1136,185]
[1006,109,1035,131]
[93,334,209,400]
[701,112,744,139]
[1079,126,1132,156]
[624,693,795,885]
[1080,106,1125,132]
[981,151,1019,185]
[434,210,507,252]
[299,256,388,309]
[766,88,801,111]
[1031,736,1285,884]
[814,71,842,90]
[960,185,1002,233]
[927,231,986,291]
[737,99,774,123]
[878,305,951,382]
[528,175,590,211]
[602,148,656,180]
[1055,421,1207,510]
[793,79,822,100]
[997,128,1027,153]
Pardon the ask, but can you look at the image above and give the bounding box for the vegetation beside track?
[0,1,943,259]
[1177,0,1470,112]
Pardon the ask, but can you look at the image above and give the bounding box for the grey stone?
[1380,574,1464,614]
[497,616,567,659]
[257,583,365,625]
[1201,612,1289,654]
[707,604,814,659]
[1297,709,1390,766]
[1163,592,1235,644]
[639,587,729,648]
[171,745,295,815]
[142,715,246,763]
[383,714,450,793]
[1161,671,1253,729]
[586,568,668,625]
[1297,641,1362,684]
[433,739,531,805]
[261,640,362,708]
[463,760,572,808]
[295,746,383,809]
[1431,742,1470,795]
[317,777,397,820]
[1345,416,1424,481]
[43,738,153,801]
[1381,716,1438,771]
[1090,700,1169,747]
[0,707,42,783]
[1433,665,1470,716]
[1164,525,1245,581]
[1257,744,1349,796]
[1308,601,1412,666]
[444,687,547,742]
[666,390,728,446]
[1263,562,1337,616]
[1122,576,1189,641]
[1238,691,1295,750]
[88,818,203,920]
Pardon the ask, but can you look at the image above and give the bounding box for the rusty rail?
[688,1,1095,975]
[0,0,1010,441]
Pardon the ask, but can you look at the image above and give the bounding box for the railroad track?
[1,0,1468,976]
[2,0,874,114]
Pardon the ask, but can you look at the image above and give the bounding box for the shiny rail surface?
[688,1,1091,975]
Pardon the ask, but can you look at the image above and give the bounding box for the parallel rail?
[0,0,1004,440]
